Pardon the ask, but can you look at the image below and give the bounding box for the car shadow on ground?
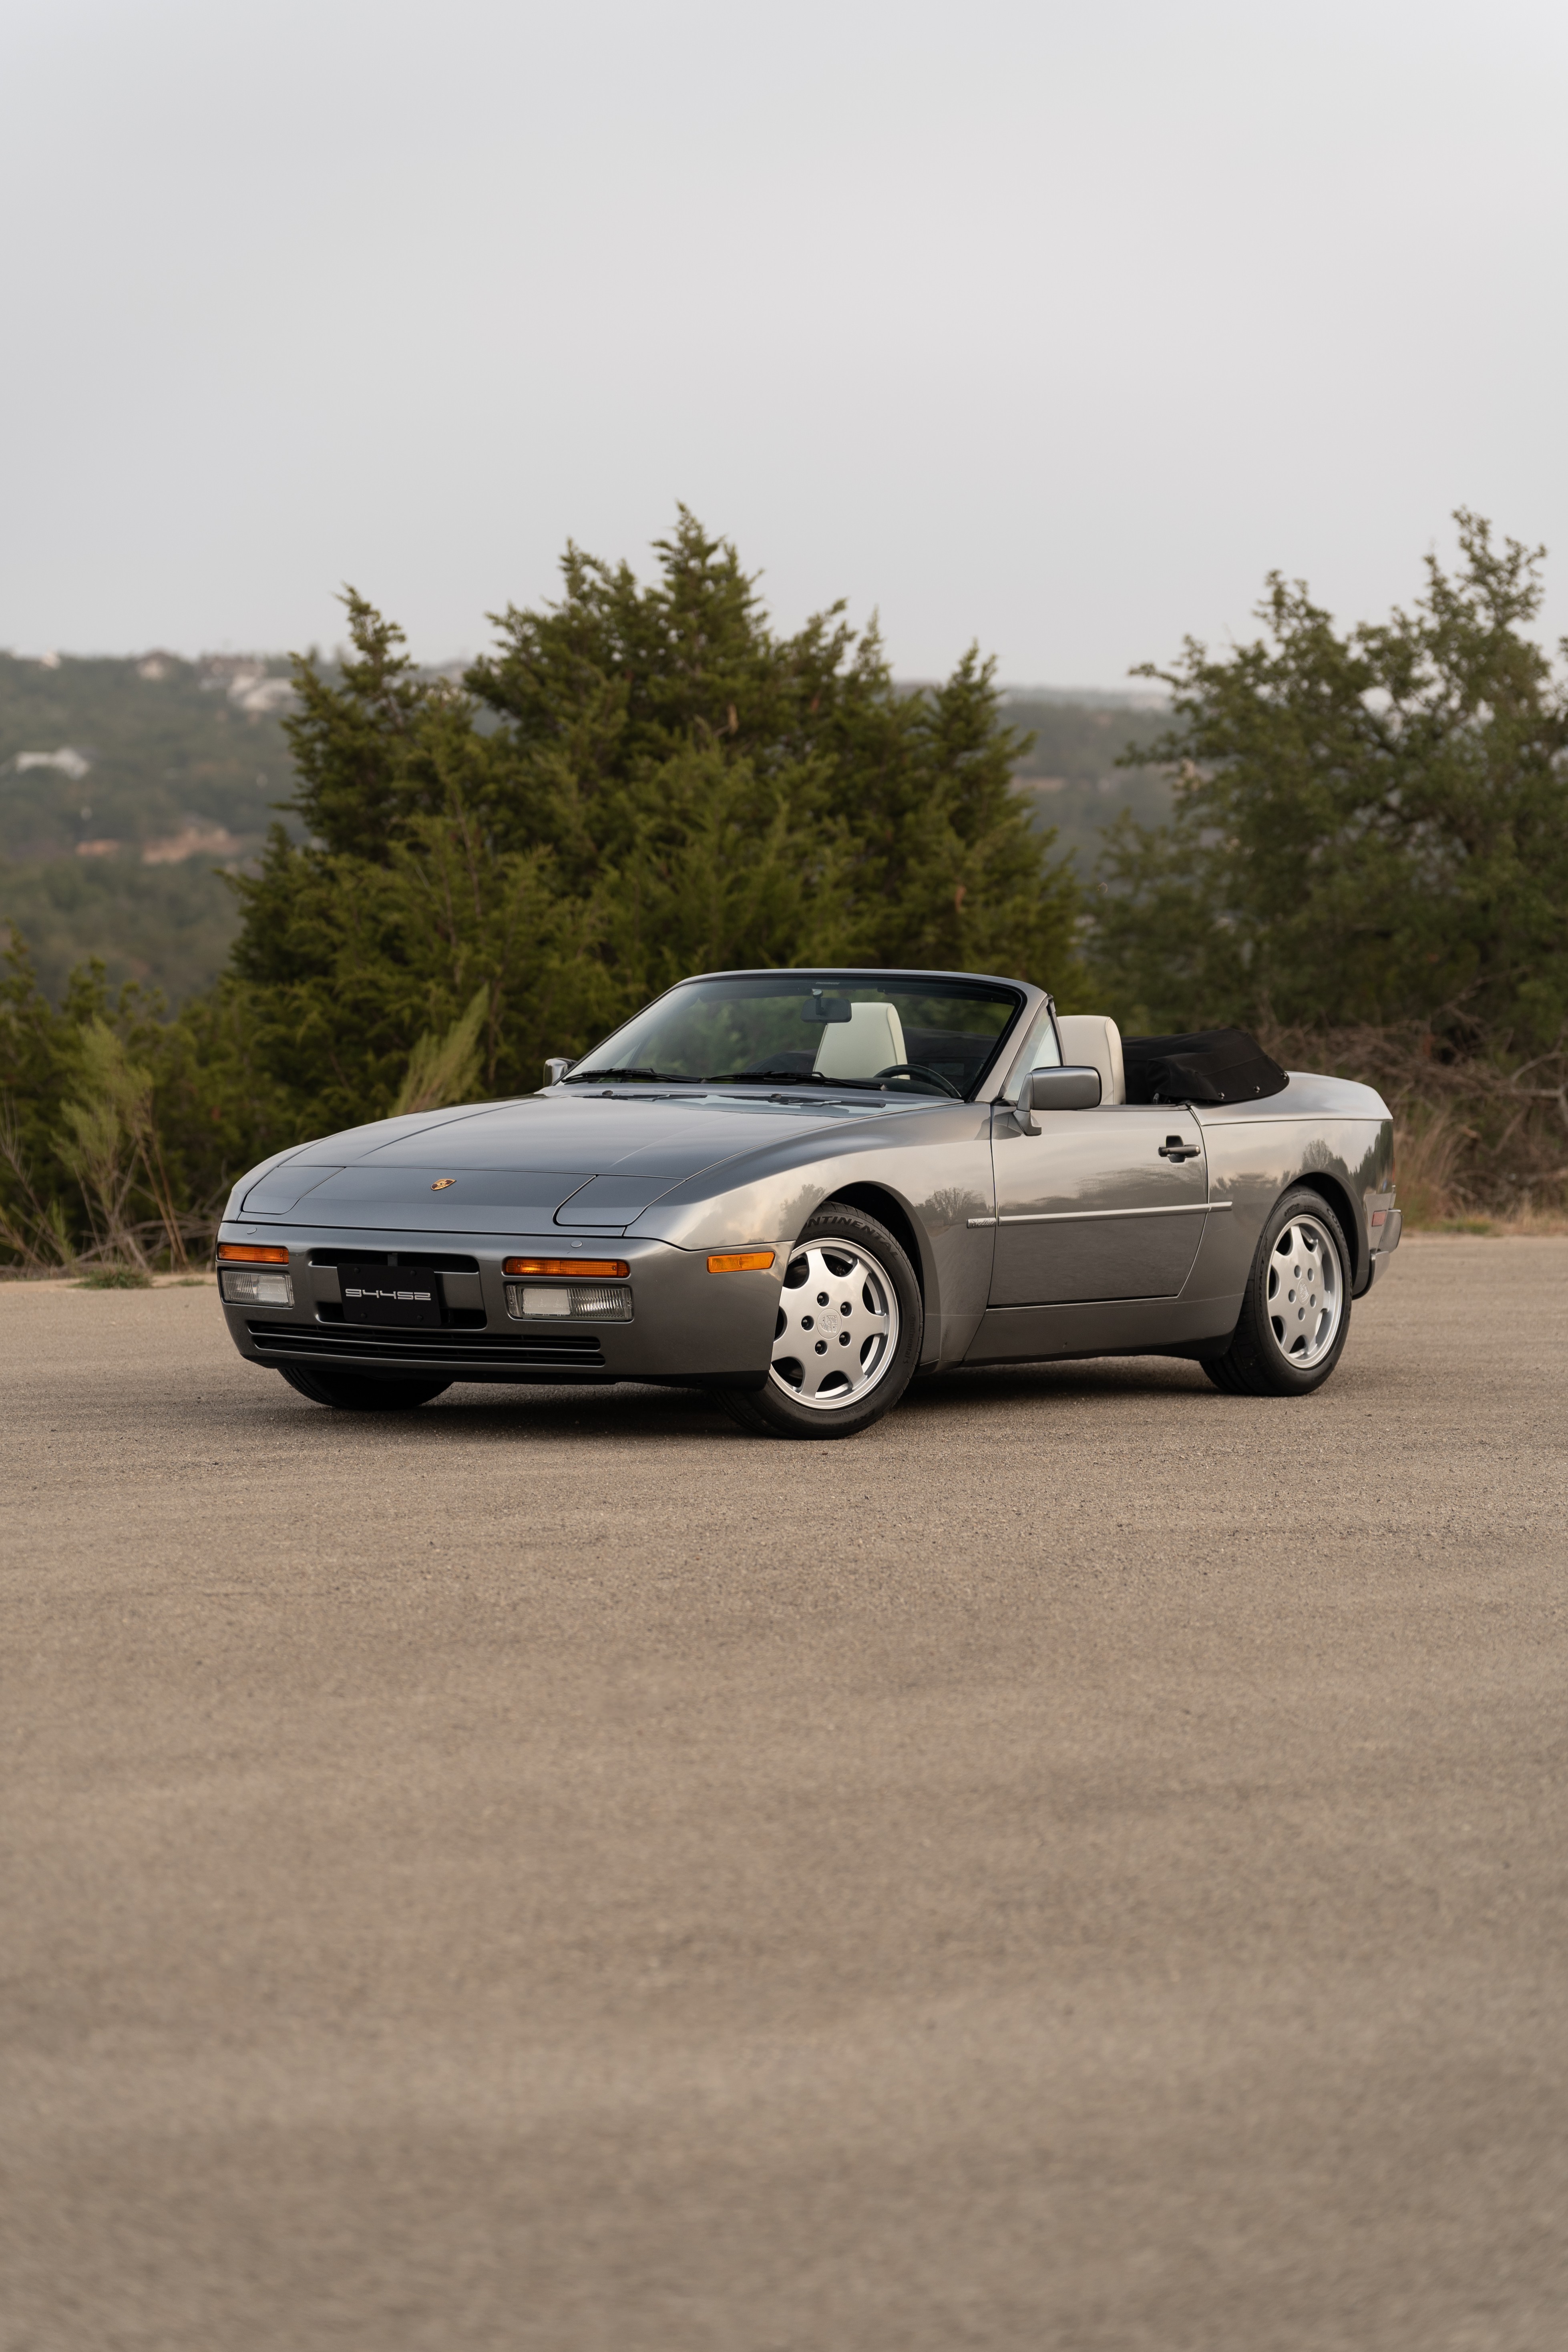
[249,1354,1219,1447]
[905,1356,1215,1410]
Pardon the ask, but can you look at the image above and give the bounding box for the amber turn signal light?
[706,1250,776,1273]
[503,1256,629,1279]
[217,1243,290,1264]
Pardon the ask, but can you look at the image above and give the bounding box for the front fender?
[629,1107,997,1365]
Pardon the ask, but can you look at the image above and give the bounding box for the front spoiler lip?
[241,1313,765,1389]
[244,1318,609,1370]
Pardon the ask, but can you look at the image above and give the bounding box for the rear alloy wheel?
[276,1364,452,1411]
[717,1202,922,1439]
[1202,1186,1352,1398]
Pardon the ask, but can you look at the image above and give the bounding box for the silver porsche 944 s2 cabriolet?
[215,967,1401,1439]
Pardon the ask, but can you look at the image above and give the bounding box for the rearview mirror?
[800,993,853,1024]
[1017,1065,1102,1128]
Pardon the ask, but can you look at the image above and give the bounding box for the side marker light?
[217,1243,289,1264]
[707,1250,776,1273]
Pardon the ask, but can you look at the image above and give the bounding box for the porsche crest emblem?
[430,1177,457,1190]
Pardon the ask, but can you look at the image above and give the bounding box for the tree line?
[2,507,1565,1268]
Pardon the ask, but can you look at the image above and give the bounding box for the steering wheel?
[873,1062,962,1098]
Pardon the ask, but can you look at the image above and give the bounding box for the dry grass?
[1389,1102,1467,1227]
[1490,1201,1568,1236]
[1262,1020,1568,1227]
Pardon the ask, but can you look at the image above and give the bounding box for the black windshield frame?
[564,970,1029,1100]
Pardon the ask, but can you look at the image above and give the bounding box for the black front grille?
[247,1322,604,1368]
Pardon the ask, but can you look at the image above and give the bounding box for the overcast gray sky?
[2,0,1565,683]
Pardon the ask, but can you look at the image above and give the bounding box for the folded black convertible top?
[1122,1028,1289,1106]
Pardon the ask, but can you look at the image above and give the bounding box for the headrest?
[1054,1014,1126,1105]
[813,1000,907,1082]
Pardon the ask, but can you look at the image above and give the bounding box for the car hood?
[234,1090,911,1234]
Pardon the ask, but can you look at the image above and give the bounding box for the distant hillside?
[0,650,300,1002]
[1000,690,1173,868]
[0,858,244,1008]
[1,655,1178,1003]
[0,650,298,861]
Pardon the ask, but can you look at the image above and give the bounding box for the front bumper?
[215,1223,780,1387]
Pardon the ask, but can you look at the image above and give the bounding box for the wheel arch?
[813,1182,930,1307]
[1286,1171,1363,1289]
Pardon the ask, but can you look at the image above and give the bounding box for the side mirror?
[544,1057,573,1086]
[1016,1064,1101,1131]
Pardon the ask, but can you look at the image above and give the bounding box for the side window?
[1031,1013,1063,1069]
[1003,1007,1061,1096]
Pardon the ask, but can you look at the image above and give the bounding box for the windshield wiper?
[567,1065,920,1094]
[707,1070,886,1090]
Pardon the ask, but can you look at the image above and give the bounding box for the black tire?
[1202,1186,1353,1398]
[276,1363,452,1411]
[1200,1350,1248,1395]
[715,1200,923,1440]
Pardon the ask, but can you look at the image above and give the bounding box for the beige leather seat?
[814,1000,907,1082]
[1055,1013,1126,1105]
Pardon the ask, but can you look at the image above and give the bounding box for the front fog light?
[563,1284,633,1319]
[506,1282,632,1321]
[220,1267,294,1307]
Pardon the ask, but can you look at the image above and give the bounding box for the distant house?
[10,746,94,782]
[231,675,295,717]
[197,657,296,718]
[141,823,245,866]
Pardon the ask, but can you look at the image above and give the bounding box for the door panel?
[989,1107,1208,1305]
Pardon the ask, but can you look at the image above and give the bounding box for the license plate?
[340,1265,443,1326]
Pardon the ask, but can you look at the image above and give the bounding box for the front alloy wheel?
[717,1202,922,1439]
[769,1236,900,1411]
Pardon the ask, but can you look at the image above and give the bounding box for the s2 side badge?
[431,1177,457,1190]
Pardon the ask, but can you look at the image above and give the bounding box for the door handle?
[1158,1136,1200,1162]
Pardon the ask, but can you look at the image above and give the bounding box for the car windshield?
[565,973,1026,1098]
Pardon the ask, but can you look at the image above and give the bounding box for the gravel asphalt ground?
[3,1240,1566,2352]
